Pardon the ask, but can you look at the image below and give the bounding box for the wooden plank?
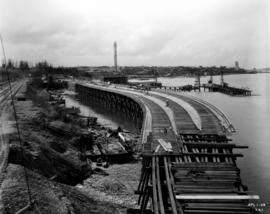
[152,157,159,214]
[172,162,238,169]
[176,189,239,194]
[184,206,251,211]
[157,139,173,152]
[143,153,243,157]
[168,159,185,214]
[140,187,150,214]
[174,170,239,175]
[175,177,239,183]
[156,157,165,214]
[164,157,178,214]
[176,195,260,200]
[175,180,238,186]
[185,202,250,207]
[183,210,251,214]
[183,143,248,149]
[138,168,150,204]
[192,148,200,162]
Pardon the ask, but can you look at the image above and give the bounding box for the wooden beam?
[157,139,173,152]
[152,157,159,214]
[164,157,178,214]
[183,143,248,149]
[143,153,243,158]
[176,195,260,200]
[171,162,237,167]
[156,157,165,214]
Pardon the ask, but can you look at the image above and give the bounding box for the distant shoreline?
[129,71,269,80]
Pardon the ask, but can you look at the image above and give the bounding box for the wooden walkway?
[167,93,224,135]
[140,97,179,153]
[76,83,260,214]
[149,93,199,133]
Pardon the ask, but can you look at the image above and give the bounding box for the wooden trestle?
[135,133,259,214]
[74,83,259,214]
[133,97,259,214]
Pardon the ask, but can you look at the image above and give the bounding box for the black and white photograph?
[0,0,269,213]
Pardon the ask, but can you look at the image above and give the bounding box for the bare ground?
[80,163,141,208]
[1,86,142,213]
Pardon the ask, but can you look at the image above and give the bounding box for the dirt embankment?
[2,164,125,214]
[1,82,141,214]
[8,90,92,185]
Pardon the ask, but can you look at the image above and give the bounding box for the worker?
[164,127,167,134]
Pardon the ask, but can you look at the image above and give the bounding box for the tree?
[7,59,14,69]
[36,60,50,70]
[19,60,29,71]
[1,59,5,68]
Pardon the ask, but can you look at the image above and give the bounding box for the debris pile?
[1,76,140,213]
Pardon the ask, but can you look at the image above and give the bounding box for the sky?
[0,0,269,68]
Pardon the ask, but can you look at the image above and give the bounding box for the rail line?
[0,81,25,212]
[75,82,261,214]
[157,89,235,133]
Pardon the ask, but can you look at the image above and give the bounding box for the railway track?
[0,81,25,212]
[157,89,235,133]
[158,91,225,135]
[75,82,261,214]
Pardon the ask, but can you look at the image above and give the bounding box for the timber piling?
[74,82,260,214]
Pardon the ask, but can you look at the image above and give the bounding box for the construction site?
[0,0,269,210]
[0,38,264,214]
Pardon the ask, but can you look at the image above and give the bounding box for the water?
[158,73,270,211]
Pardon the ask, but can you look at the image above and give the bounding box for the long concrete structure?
[75,82,260,214]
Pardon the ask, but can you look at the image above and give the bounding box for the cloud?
[0,0,269,68]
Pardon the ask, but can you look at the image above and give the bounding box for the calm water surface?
[159,73,270,211]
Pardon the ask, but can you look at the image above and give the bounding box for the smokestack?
[235,61,239,71]
[209,70,213,83]
[194,71,201,91]
[114,41,117,72]
[220,69,224,86]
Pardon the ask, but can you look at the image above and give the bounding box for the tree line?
[2,59,30,71]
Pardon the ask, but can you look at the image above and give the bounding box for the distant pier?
[157,84,252,96]
[203,83,252,96]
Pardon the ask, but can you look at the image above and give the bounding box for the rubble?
[1,78,141,213]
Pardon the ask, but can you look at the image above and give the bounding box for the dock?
[158,84,252,96]
[203,83,252,96]
[74,82,260,214]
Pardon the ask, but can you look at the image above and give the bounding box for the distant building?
[129,81,162,89]
[104,76,128,84]
[235,61,240,70]
[114,41,118,72]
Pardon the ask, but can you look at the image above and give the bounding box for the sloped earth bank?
[8,99,92,186]
[1,87,141,213]
[2,164,125,214]
[79,163,140,208]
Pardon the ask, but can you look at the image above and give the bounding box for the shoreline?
[1,82,141,213]
[128,71,263,81]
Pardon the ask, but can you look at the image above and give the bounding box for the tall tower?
[114,41,118,72]
[154,67,158,83]
[209,70,213,84]
[194,71,201,91]
[235,61,239,71]
[220,69,224,86]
